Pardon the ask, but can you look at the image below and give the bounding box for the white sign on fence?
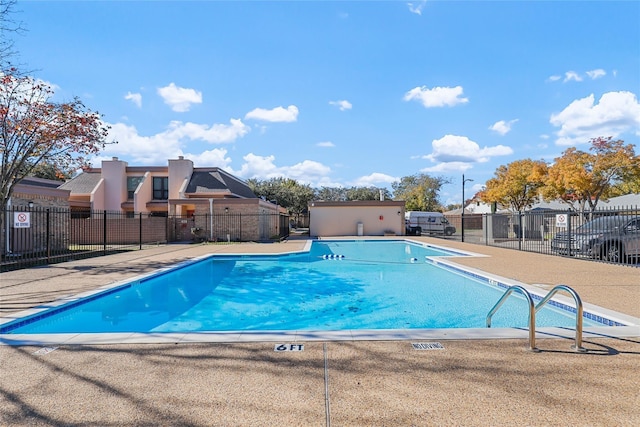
[13,212,31,228]
[555,214,567,228]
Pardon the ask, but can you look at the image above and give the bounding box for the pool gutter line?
[1,325,638,347]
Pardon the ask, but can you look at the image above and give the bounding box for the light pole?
[461,174,474,242]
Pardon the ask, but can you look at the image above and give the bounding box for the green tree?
[392,173,449,211]
[345,186,392,201]
[480,159,548,212]
[247,177,315,215]
[28,161,75,181]
[609,175,640,197]
[541,137,639,213]
[314,186,347,201]
[313,186,392,202]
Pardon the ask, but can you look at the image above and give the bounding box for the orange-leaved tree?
[0,68,112,213]
[480,159,548,212]
[541,137,639,213]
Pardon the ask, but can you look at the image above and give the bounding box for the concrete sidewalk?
[1,238,639,426]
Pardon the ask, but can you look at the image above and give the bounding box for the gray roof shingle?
[185,169,257,198]
[58,173,102,194]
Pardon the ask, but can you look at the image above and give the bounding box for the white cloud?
[245,105,299,122]
[550,70,606,83]
[329,100,352,111]
[489,119,518,136]
[125,92,142,108]
[403,85,468,108]
[424,135,513,163]
[186,148,233,169]
[586,69,606,80]
[102,118,250,164]
[235,153,331,186]
[407,1,427,15]
[420,161,471,174]
[317,141,335,147]
[550,91,640,146]
[157,83,203,112]
[163,119,250,144]
[286,160,332,180]
[351,173,399,187]
[103,122,184,164]
[563,71,583,82]
[234,153,279,178]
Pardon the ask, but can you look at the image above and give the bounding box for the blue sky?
[13,0,640,206]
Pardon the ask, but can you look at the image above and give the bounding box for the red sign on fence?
[13,212,31,228]
[555,214,567,228]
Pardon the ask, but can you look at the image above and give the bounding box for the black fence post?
[205,212,209,241]
[567,211,572,257]
[483,213,488,245]
[46,208,51,263]
[517,212,523,251]
[103,210,107,255]
[139,212,143,250]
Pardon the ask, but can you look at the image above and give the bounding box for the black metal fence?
[3,203,636,271]
[169,213,290,243]
[1,206,289,272]
[442,205,639,267]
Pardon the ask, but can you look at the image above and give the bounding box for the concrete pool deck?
[1,237,639,425]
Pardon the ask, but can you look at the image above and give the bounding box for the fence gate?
[171,216,196,242]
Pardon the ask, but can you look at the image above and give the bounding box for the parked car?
[405,211,456,236]
[551,215,640,263]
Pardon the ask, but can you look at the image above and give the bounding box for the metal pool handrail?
[486,285,538,352]
[535,285,586,353]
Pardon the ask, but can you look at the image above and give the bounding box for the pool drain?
[412,342,445,350]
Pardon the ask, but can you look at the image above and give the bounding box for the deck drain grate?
[412,342,445,350]
[33,347,58,355]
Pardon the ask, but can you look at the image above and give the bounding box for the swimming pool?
[0,240,625,336]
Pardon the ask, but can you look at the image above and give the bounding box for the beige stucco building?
[59,156,278,218]
[309,200,406,237]
[55,157,284,243]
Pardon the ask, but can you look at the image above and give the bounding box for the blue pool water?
[3,240,605,334]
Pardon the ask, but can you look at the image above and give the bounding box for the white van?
[405,211,456,236]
